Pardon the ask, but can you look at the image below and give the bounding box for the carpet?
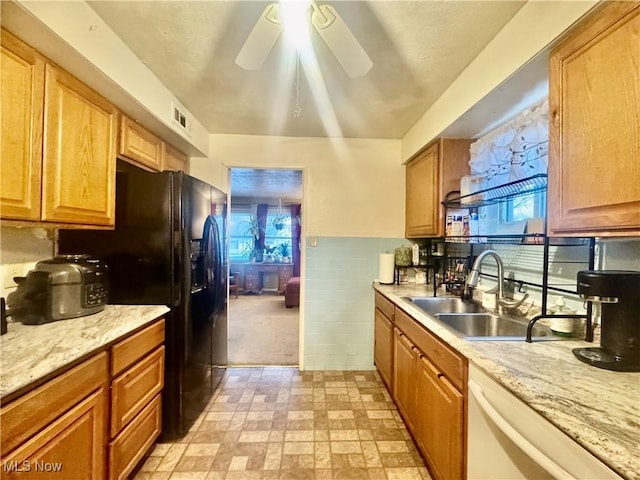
[227,293,299,366]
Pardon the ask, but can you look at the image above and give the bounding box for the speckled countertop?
[374,283,639,480]
[0,305,170,400]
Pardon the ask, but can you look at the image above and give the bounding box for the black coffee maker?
[573,270,640,372]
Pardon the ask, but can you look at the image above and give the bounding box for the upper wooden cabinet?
[405,138,471,238]
[548,2,640,236]
[43,65,117,226]
[163,143,189,172]
[120,115,190,173]
[0,30,45,221]
[1,29,117,227]
[119,115,164,171]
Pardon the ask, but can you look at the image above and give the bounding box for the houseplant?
[279,242,291,263]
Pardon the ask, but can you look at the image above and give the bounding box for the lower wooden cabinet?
[109,394,162,480]
[388,305,467,480]
[415,354,465,480]
[374,292,395,390]
[0,318,165,479]
[392,328,418,432]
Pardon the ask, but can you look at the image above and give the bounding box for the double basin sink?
[404,296,550,341]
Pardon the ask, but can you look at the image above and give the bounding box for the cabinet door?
[374,309,394,390]
[119,115,163,171]
[392,328,417,432]
[42,64,117,226]
[2,388,107,480]
[163,143,189,172]
[0,29,44,221]
[416,354,464,480]
[548,3,640,236]
[406,143,440,237]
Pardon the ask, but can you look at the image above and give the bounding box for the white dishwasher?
[467,363,622,480]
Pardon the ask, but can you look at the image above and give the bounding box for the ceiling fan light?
[280,0,312,51]
[311,4,372,78]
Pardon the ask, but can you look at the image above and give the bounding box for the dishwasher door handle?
[468,379,576,480]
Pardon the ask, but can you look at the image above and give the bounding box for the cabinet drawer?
[0,352,108,455]
[109,393,162,480]
[395,307,466,391]
[111,346,165,437]
[2,388,107,480]
[375,292,395,321]
[111,319,165,377]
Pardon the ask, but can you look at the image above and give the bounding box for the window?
[228,208,292,261]
[500,190,546,223]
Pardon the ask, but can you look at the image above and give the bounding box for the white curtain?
[469,99,549,188]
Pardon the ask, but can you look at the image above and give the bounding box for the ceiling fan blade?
[236,3,283,71]
[311,4,372,78]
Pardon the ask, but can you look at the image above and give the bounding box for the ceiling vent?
[171,101,192,136]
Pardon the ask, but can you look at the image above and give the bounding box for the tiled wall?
[303,236,406,370]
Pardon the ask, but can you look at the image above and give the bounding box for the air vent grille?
[171,102,191,136]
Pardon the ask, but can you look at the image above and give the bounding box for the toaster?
[20,254,109,325]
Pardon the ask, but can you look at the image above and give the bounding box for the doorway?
[227,168,303,366]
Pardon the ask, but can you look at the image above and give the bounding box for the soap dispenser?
[549,296,575,336]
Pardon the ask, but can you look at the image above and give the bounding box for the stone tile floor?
[134,367,431,479]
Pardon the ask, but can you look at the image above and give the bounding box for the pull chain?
[293,52,302,118]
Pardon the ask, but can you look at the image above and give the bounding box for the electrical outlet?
[310,236,318,247]
[2,264,24,289]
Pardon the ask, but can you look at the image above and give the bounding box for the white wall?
[401,0,597,161]
[191,134,405,239]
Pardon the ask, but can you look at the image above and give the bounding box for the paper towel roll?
[379,253,395,284]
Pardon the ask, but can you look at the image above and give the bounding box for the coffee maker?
[573,270,640,372]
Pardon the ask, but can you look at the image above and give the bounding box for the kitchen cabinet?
[0,353,108,479]
[416,353,464,480]
[373,292,394,390]
[0,29,118,227]
[43,64,118,226]
[392,306,467,480]
[163,143,189,172]
[0,29,45,221]
[548,2,640,236]
[392,327,418,432]
[0,318,165,480]
[119,115,164,171]
[108,319,164,480]
[405,138,472,238]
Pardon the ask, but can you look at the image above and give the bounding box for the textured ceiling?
[87,0,526,140]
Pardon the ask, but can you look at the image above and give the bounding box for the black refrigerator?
[59,168,228,440]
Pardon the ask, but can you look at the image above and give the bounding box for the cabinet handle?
[468,379,576,480]
[437,372,444,379]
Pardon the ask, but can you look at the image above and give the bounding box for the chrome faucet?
[464,249,528,312]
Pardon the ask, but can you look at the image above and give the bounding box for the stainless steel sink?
[434,313,549,340]
[405,296,486,315]
[404,296,552,340]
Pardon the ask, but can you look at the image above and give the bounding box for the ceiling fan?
[235,1,373,78]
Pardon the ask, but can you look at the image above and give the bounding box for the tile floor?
[134,368,431,480]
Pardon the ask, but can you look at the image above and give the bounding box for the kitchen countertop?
[0,305,170,401]
[374,282,640,480]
